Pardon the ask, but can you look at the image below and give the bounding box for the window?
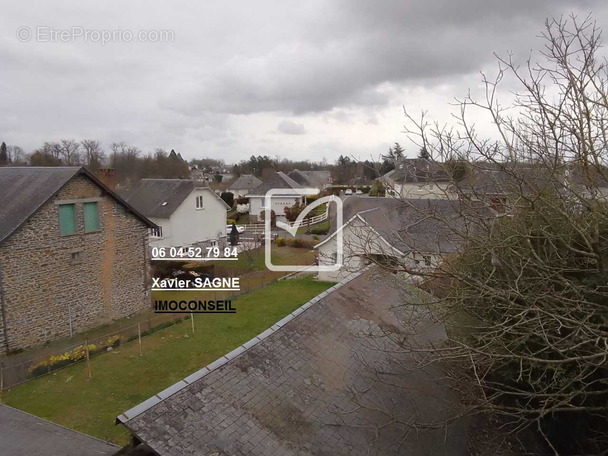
[151,226,163,238]
[423,255,432,267]
[196,195,204,209]
[58,204,76,235]
[70,250,82,264]
[83,202,99,232]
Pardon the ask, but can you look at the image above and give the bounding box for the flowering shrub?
[28,338,119,377]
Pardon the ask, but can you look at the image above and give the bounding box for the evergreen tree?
[0,142,8,165]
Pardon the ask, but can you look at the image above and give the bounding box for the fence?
[240,204,329,231]
[0,264,315,392]
[286,210,328,228]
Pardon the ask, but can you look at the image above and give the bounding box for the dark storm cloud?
[162,0,602,116]
[1,0,606,159]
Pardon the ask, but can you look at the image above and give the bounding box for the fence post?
[137,323,142,357]
[190,312,195,334]
[84,339,92,381]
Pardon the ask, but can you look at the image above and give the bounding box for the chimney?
[97,168,116,190]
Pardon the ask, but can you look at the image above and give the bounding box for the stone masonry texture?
[0,175,150,352]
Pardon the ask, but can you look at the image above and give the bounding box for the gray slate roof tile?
[119,269,469,455]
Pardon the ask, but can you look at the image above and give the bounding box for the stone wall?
[0,175,151,352]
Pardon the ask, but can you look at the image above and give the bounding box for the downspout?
[0,258,10,354]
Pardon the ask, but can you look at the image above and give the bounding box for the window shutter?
[84,202,99,231]
[59,204,76,235]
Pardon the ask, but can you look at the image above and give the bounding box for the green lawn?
[213,245,316,272]
[2,278,332,446]
[297,219,331,235]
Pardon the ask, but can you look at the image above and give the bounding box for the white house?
[315,198,466,282]
[229,174,263,198]
[382,158,452,199]
[125,179,230,247]
[247,172,305,222]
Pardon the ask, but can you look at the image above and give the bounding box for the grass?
[297,219,331,235]
[2,278,332,446]
[211,245,316,272]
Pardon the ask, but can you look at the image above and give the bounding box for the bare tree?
[344,15,608,454]
[7,145,26,164]
[58,139,81,165]
[80,139,105,170]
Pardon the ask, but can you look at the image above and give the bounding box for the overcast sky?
[1,1,607,164]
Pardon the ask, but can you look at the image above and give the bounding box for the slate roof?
[118,268,467,455]
[287,170,331,188]
[320,197,472,255]
[454,163,563,197]
[303,170,331,187]
[124,179,229,219]
[391,158,450,184]
[0,166,155,245]
[0,404,119,455]
[287,169,313,187]
[230,174,262,190]
[246,172,302,196]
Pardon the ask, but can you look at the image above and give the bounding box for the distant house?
[382,158,451,199]
[0,167,156,352]
[452,163,565,212]
[315,198,467,282]
[561,163,608,202]
[287,169,332,190]
[246,172,304,222]
[124,179,230,248]
[229,174,262,198]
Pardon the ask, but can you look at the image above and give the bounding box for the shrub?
[312,235,319,241]
[285,238,315,249]
[28,336,121,378]
[260,209,276,227]
[290,238,304,248]
[309,225,329,235]
[227,218,236,225]
[220,191,234,207]
[276,237,286,246]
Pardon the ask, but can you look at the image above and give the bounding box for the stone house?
[0,167,156,353]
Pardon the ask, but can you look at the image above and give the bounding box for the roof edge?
[116,267,370,426]
[78,168,157,229]
[0,167,156,246]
